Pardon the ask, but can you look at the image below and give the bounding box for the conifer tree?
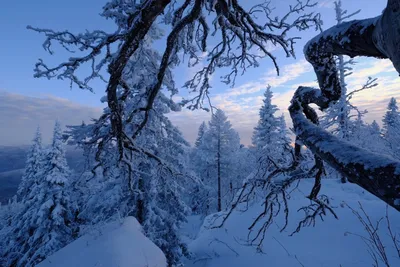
[252,86,280,150]
[190,123,214,215]
[195,122,207,148]
[203,109,240,212]
[67,25,191,267]
[2,121,76,266]
[18,127,44,199]
[277,115,292,158]
[383,97,400,158]
[252,87,291,168]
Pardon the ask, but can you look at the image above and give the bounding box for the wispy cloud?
[7,58,394,148]
[221,59,313,98]
[0,91,102,146]
[169,60,314,145]
[263,60,313,87]
[318,0,335,8]
[170,58,400,146]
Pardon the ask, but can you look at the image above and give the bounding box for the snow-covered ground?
[33,179,400,267]
[183,179,400,267]
[37,217,166,267]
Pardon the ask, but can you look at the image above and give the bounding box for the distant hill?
[0,169,24,204]
[0,145,85,204]
[0,146,28,173]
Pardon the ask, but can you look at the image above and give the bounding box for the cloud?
[318,0,335,8]
[0,91,102,146]
[347,59,396,82]
[6,58,395,149]
[169,60,314,146]
[343,59,399,123]
[262,60,313,88]
[221,60,313,98]
[170,57,400,147]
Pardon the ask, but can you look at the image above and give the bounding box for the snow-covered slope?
[37,217,166,267]
[184,179,400,267]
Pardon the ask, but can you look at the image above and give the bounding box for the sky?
[0,0,397,146]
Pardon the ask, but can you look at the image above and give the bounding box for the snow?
[304,16,380,54]
[37,217,167,267]
[292,103,400,172]
[183,179,400,267]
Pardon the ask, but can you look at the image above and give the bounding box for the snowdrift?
[184,179,400,267]
[37,216,166,267]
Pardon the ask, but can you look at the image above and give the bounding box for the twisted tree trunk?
[292,2,400,211]
[290,97,400,211]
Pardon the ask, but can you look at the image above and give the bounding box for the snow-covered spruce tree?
[66,24,192,267]
[252,87,291,169]
[348,114,368,148]
[195,121,207,148]
[0,196,22,267]
[350,117,388,156]
[230,143,257,193]
[2,121,76,266]
[18,126,44,199]
[370,120,381,137]
[188,122,213,215]
[252,86,279,149]
[0,196,21,229]
[382,97,400,159]
[136,104,191,267]
[276,114,292,161]
[201,109,241,212]
[0,128,44,265]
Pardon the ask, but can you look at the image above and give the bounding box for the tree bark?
[217,132,222,212]
[136,177,145,224]
[290,97,400,211]
[106,0,171,157]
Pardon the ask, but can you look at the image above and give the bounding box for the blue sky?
[0,0,397,146]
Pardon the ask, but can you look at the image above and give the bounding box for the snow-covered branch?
[31,0,322,169]
[290,1,400,211]
[289,88,400,211]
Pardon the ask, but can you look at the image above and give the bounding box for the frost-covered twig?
[290,195,338,236]
[209,238,240,257]
[386,206,400,258]
[345,202,391,267]
[211,154,336,250]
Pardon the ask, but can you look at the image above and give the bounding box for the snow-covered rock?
[37,217,166,267]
